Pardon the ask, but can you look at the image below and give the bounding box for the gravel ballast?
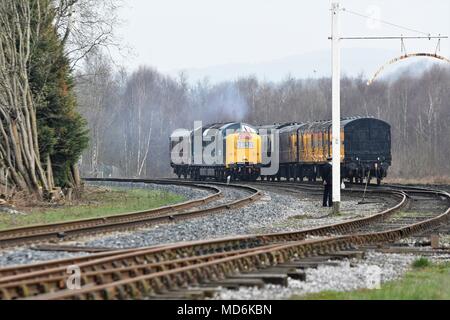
[0,181,447,300]
[214,251,450,300]
[0,182,386,266]
[82,190,384,250]
[0,249,87,267]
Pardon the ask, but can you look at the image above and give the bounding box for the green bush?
[412,257,431,269]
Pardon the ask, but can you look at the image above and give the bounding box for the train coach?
[258,117,392,185]
[170,123,262,181]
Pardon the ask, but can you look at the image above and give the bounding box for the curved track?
[0,180,448,300]
[0,180,262,249]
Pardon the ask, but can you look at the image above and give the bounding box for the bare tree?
[53,0,123,69]
[0,1,50,196]
[76,51,122,176]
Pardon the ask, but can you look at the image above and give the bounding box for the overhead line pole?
[329,2,447,215]
[331,1,341,215]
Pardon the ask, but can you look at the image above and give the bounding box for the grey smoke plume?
[192,81,249,124]
[210,82,249,121]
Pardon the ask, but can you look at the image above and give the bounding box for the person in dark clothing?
[322,158,333,207]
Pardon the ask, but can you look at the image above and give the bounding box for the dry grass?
[295,261,450,300]
[0,186,185,230]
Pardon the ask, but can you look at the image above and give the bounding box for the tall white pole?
[331,1,341,214]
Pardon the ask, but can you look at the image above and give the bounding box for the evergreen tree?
[29,0,89,188]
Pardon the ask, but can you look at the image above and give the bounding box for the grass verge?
[0,187,186,230]
[294,260,450,300]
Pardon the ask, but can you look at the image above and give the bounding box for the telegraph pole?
[331,1,341,214]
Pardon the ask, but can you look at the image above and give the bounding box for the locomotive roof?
[278,123,303,132]
[298,117,390,131]
[202,122,257,130]
[256,123,299,130]
[198,123,258,137]
[203,122,237,130]
[267,117,389,133]
[189,117,389,135]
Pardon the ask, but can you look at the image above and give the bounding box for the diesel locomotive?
[170,123,262,181]
[170,117,392,184]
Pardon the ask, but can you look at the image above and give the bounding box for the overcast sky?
[116,0,450,75]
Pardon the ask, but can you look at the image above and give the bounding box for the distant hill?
[169,48,445,84]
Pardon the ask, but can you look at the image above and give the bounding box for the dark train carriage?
[342,117,392,184]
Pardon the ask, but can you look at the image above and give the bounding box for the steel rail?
[2,185,447,300]
[0,189,408,298]
[0,179,400,279]
[0,184,404,281]
[0,182,222,245]
[0,244,285,299]
[0,244,171,278]
[31,196,450,301]
[0,189,406,278]
[0,181,262,248]
[0,189,405,276]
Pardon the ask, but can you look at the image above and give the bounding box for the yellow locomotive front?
[226,131,262,181]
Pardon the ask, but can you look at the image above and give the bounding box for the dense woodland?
[76,52,450,180]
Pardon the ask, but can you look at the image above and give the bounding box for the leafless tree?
[53,0,123,69]
[76,51,122,176]
[0,1,50,196]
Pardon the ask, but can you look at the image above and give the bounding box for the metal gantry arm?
[367,52,450,86]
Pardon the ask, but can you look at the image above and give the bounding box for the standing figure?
[322,157,333,207]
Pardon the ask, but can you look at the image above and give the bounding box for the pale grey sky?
[116,0,450,78]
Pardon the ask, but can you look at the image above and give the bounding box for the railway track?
[0,181,448,300]
[0,183,405,278]
[0,180,262,249]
